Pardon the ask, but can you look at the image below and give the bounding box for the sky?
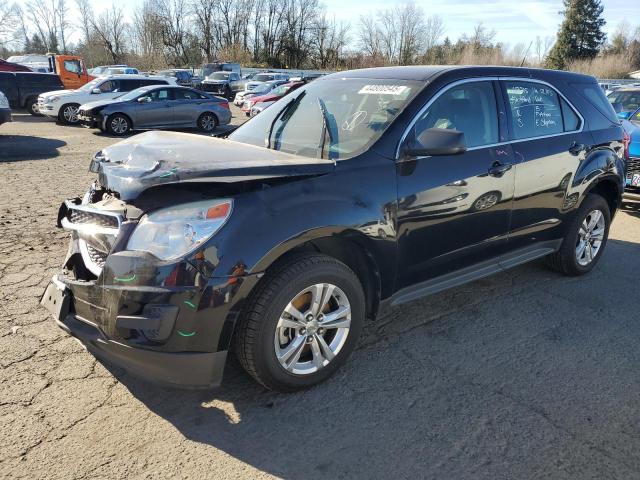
[11,0,635,49]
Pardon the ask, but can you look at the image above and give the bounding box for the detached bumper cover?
[59,312,227,388]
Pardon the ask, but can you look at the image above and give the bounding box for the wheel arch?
[584,176,622,217]
[107,111,134,130]
[253,230,383,321]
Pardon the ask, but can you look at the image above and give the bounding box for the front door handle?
[488,162,513,177]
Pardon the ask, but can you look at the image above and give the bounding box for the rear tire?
[58,103,81,124]
[546,194,611,276]
[106,113,132,136]
[26,97,42,116]
[235,253,365,392]
[197,112,218,132]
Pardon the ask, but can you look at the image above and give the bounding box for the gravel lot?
[2,109,640,480]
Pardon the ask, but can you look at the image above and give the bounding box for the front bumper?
[40,200,261,388]
[37,101,59,118]
[78,112,98,128]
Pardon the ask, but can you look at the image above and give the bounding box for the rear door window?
[503,81,564,140]
[119,79,141,91]
[98,80,119,92]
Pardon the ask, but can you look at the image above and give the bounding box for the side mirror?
[91,88,102,94]
[617,110,633,120]
[403,128,467,158]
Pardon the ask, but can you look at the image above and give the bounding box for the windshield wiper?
[317,98,337,160]
[266,91,306,150]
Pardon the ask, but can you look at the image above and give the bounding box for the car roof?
[324,65,596,83]
[615,87,640,91]
[100,74,171,81]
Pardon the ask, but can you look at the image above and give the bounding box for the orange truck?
[47,54,94,89]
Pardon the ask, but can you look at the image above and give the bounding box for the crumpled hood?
[81,98,122,111]
[93,131,334,201]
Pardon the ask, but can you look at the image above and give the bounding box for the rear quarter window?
[572,82,619,124]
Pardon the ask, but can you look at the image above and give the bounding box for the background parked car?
[157,69,196,86]
[199,71,244,99]
[0,58,32,72]
[89,65,128,76]
[0,71,64,115]
[0,91,11,126]
[250,100,274,117]
[37,74,176,125]
[78,85,231,135]
[241,80,304,115]
[607,87,640,118]
[103,67,139,75]
[620,108,640,190]
[234,79,289,106]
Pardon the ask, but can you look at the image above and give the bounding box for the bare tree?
[75,0,93,45]
[26,0,59,51]
[55,0,69,52]
[192,0,217,61]
[91,4,129,63]
[309,10,349,69]
[423,15,444,53]
[534,35,554,64]
[0,2,21,47]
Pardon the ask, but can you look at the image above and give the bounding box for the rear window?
[572,82,619,124]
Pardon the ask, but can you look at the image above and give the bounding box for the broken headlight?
[127,199,232,261]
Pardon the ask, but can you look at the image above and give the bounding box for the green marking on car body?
[184,300,197,309]
[159,167,178,178]
[177,330,196,337]
[114,274,136,283]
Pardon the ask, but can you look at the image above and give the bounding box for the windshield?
[208,72,229,80]
[229,77,421,160]
[608,90,640,112]
[91,67,106,75]
[270,85,290,96]
[117,87,153,102]
[79,78,104,92]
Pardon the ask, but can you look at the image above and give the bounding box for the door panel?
[395,80,515,289]
[134,88,174,127]
[500,79,588,251]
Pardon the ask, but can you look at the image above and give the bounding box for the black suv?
[0,72,64,115]
[42,66,625,392]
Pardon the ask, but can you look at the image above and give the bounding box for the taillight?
[623,130,631,161]
[220,102,230,110]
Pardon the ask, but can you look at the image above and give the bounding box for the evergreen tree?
[546,0,606,69]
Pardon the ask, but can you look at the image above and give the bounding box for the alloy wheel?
[575,209,606,266]
[111,117,129,134]
[200,114,216,131]
[274,283,351,375]
[63,105,79,123]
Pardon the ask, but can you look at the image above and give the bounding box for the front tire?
[546,194,611,276]
[58,103,80,124]
[106,114,132,136]
[235,253,365,392]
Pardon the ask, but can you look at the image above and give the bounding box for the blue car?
[608,88,640,189]
[621,111,640,190]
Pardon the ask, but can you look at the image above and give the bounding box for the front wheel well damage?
[278,236,382,321]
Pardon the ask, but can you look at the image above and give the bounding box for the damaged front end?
[40,131,334,387]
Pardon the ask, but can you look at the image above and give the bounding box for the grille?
[86,244,107,268]
[69,208,119,228]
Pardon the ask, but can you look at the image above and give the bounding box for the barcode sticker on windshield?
[358,85,409,95]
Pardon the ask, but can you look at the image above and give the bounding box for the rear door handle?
[488,162,513,177]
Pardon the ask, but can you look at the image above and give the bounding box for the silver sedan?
[78,86,232,136]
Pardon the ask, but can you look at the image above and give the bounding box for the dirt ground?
[2,110,640,480]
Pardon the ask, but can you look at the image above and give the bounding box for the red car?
[241,81,304,115]
[0,59,32,72]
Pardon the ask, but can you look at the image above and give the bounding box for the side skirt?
[387,239,562,308]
